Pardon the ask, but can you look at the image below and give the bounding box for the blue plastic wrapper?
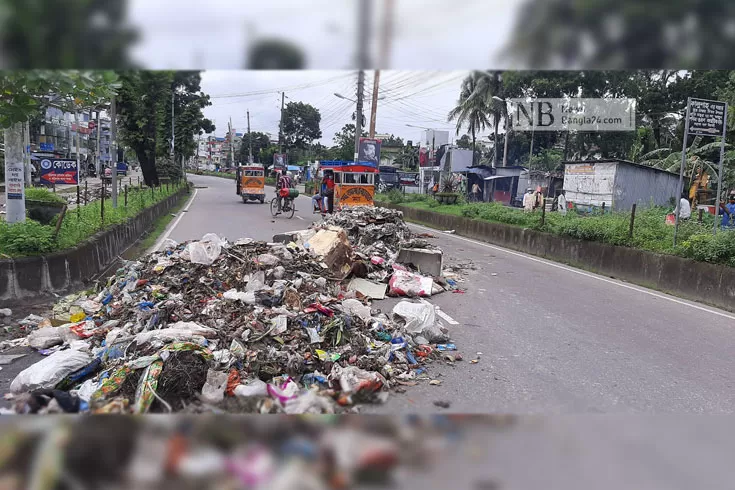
[437,344,457,352]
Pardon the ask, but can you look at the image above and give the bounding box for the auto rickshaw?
[236,163,266,203]
[319,161,378,210]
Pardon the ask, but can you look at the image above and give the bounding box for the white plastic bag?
[10,349,92,393]
[223,289,256,304]
[392,301,436,335]
[185,234,226,266]
[234,378,269,398]
[340,299,372,322]
[389,270,433,297]
[134,321,217,344]
[283,390,335,414]
[28,327,69,350]
[200,369,229,404]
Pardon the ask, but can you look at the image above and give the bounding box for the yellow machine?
[236,164,265,203]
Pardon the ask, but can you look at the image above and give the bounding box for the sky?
[200,70,493,147]
[127,0,520,69]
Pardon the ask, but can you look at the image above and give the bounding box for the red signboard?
[40,158,79,185]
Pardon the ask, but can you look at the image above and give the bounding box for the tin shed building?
[563,159,680,212]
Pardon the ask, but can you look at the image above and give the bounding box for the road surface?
[161,174,735,414]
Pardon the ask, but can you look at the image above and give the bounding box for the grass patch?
[0,181,188,257]
[24,188,67,205]
[377,192,735,268]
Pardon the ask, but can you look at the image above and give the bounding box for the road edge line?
[150,188,199,253]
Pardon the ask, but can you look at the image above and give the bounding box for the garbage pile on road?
[0,415,502,489]
[6,210,463,415]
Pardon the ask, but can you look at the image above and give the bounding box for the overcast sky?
[200,70,495,147]
[128,0,519,69]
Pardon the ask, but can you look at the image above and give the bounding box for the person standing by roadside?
[323,170,336,214]
[471,182,481,202]
[557,190,567,215]
[678,192,692,220]
[523,188,535,213]
[719,194,735,229]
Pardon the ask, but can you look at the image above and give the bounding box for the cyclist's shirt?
[278,175,293,190]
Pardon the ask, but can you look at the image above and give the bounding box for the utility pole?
[354,70,365,162]
[4,123,26,223]
[74,111,81,186]
[95,109,102,176]
[279,92,285,155]
[170,89,175,161]
[110,96,118,208]
[369,71,380,138]
[195,135,201,172]
[22,121,30,186]
[247,110,253,163]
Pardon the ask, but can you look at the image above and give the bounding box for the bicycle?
[270,193,296,219]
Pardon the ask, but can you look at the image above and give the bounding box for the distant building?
[563,159,680,212]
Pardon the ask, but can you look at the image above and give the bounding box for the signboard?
[358,138,382,164]
[5,159,25,200]
[39,142,54,152]
[338,186,374,207]
[273,154,287,168]
[40,158,79,185]
[398,172,420,186]
[687,98,727,136]
[71,124,93,135]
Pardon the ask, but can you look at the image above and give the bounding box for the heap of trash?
[6,208,464,414]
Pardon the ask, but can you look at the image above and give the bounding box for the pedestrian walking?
[471,182,481,202]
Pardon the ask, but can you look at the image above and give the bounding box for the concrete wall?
[0,187,189,306]
[379,202,735,313]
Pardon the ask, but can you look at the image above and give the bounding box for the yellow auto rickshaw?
[320,161,378,209]
[236,164,265,203]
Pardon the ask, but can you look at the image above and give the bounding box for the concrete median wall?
[379,202,735,313]
[0,188,189,306]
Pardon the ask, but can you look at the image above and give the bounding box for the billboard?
[398,172,420,186]
[358,138,381,164]
[40,158,79,185]
[273,154,287,168]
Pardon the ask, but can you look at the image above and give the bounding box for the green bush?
[24,188,67,205]
[680,231,735,267]
[0,220,55,256]
[385,189,405,204]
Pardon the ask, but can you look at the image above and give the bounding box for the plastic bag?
[340,299,372,322]
[200,369,229,404]
[134,322,216,344]
[267,377,300,405]
[133,360,164,414]
[389,270,433,297]
[223,289,256,304]
[10,349,92,394]
[392,301,436,335]
[186,234,226,266]
[256,254,280,266]
[28,326,69,350]
[283,390,335,414]
[234,378,268,398]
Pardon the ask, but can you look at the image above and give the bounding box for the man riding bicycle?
[275,171,294,214]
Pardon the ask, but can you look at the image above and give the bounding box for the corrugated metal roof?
[563,159,678,176]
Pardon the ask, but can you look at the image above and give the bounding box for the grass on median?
[191,170,276,186]
[0,182,187,258]
[376,190,735,267]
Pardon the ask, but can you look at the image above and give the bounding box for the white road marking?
[409,222,735,322]
[436,308,459,325]
[151,188,199,253]
[296,216,305,221]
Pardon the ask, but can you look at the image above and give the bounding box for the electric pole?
[369,70,380,138]
[171,90,175,161]
[110,96,118,208]
[247,110,253,163]
[95,109,101,176]
[279,92,285,155]
[354,70,365,162]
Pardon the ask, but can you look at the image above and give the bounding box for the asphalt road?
[160,174,735,414]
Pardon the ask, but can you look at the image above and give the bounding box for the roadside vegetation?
[0,183,187,258]
[376,191,735,267]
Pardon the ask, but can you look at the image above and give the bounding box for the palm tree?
[448,72,491,166]
[472,71,505,167]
